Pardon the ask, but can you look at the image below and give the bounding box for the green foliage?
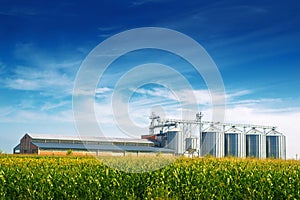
[66,149,73,156]
[0,155,299,199]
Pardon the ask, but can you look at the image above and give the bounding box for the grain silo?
[266,129,286,159]
[200,124,224,157]
[165,128,184,155]
[224,126,243,157]
[246,128,266,158]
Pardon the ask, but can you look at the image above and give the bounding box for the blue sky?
[0,0,300,158]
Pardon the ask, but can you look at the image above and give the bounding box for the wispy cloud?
[93,84,293,119]
[0,7,40,16]
[91,86,241,132]
[41,101,70,111]
[13,42,83,69]
[129,87,246,107]
[3,66,73,93]
[13,42,51,64]
[97,26,123,38]
[227,98,282,107]
[0,42,85,126]
[129,0,162,7]
[95,87,112,94]
[0,105,74,123]
[1,42,83,97]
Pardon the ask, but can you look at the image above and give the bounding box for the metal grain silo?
[200,125,224,157]
[246,128,265,158]
[165,128,184,155]
[266,129,286,159]
[224,126,243,157]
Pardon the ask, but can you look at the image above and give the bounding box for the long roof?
[32,142,174,153]
[27,133,153,144]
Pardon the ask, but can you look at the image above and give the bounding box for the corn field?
[0,155,299,199]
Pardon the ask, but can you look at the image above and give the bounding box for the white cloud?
[0,105,74,124]
[92,86,235,129]
[95,87,112,94]
[5,77,41,90]
[3,66,73,95]
[227,98,282,107]
[226,89,252,99]
[41,101,70,111]
[73,87,113,99]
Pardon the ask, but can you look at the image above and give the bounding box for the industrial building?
[13,112,286,159]
[13,133,174,156]
[145,112,286,159]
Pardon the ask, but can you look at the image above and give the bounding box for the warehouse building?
[13,133,174,156]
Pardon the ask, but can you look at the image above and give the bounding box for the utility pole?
[196,112,203,157]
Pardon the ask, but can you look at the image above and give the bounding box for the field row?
[0,155,299,199]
